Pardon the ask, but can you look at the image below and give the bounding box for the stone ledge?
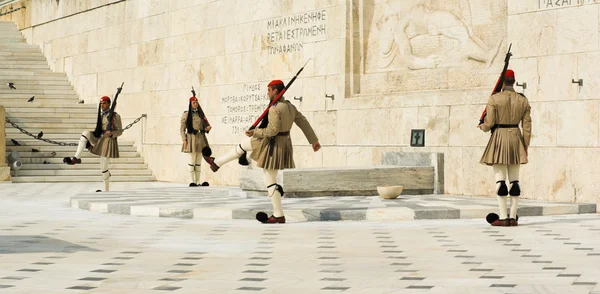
[69,187,597,222]
[283,166,434,197]
[240,152,444,197]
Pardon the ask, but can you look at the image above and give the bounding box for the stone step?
[0,38,24,43]
[0,97,79,102]
[0,60,49,65]
[6,117,95,123]
[6,133,92,140]
[0,34,21,39]
[3,103,94,110]
[7,129,100,136]
[5,138,135,146]
[0,64,50,69]
[0,75,69,81]
[0,70,62,76]
[6,112,95,119]
[0,100,81,105]
[0,29,20,34]
[0,89,75,94]
[0,56,46,61]
[17,169,153,177]
[11,175,156,183]
[5,110,95,117]
[6,145,138,153]
[0,42,38,47]
[19,157,146,164]
[0,84,73,90]
[0,24,154,184]
[0,25,19,30]
[11,151,140,158]
[0,52,44,57]
[21,163,148,170]
[0,24,19,30]
[0,46,40,52]
[5,122,96,128]
[0,70,66,76]
[0,79,71,86]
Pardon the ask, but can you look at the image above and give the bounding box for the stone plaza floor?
[1,182,600,293]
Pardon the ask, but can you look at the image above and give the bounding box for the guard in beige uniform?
[204,80,321,224]
[181,96,212,186]
[64,95,123,192]
[479,69,532,227]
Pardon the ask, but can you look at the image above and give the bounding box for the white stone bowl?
[377,186,403,199]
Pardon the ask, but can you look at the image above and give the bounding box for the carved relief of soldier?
[63,95,123,193]
[180,95,212,187]
[375,0,503,70]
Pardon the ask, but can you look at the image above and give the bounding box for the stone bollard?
[0,105,11,181]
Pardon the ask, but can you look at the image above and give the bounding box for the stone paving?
[1,182,600,293]
[69,186,596,222]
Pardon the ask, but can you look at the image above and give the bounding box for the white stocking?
[188,164,196,184]
[100,156,110,192]
[493,164,508,219]
[193,153,202,184]
[508,164,521,218]
[75,131,92,158]
[263,169,283,217]
[214,137,253,167]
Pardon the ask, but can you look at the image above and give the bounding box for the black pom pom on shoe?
[486,213,499,224]
[256,212,268,223]
[202,146,212,157]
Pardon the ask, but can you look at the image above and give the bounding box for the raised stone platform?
[240,152,444,197]
[70,186,597,222]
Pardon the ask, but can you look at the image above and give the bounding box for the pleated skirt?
[181,132,209,153]
[91,136,120,158]
[480,128,528,165]
[250,136,295,170]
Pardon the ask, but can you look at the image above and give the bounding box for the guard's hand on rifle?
[205,126,212,132]
[312,141,321,152]
[105,131,113,137]
[245,130,254,137]
[476,124,483,130]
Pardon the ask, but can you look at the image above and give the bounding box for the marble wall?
[2,0,599,206]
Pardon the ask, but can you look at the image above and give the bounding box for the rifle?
[479,43,512,126]
[191,86,210,133]
[106,82,124,132]
[249,59,311,130]
[93,82,123,138]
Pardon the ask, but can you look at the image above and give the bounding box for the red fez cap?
[100,96,111,102]
[268,80,284,87]
[505,69,515,79]
[189,96,198,102]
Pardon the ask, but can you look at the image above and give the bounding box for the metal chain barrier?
[4,114,146,147]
